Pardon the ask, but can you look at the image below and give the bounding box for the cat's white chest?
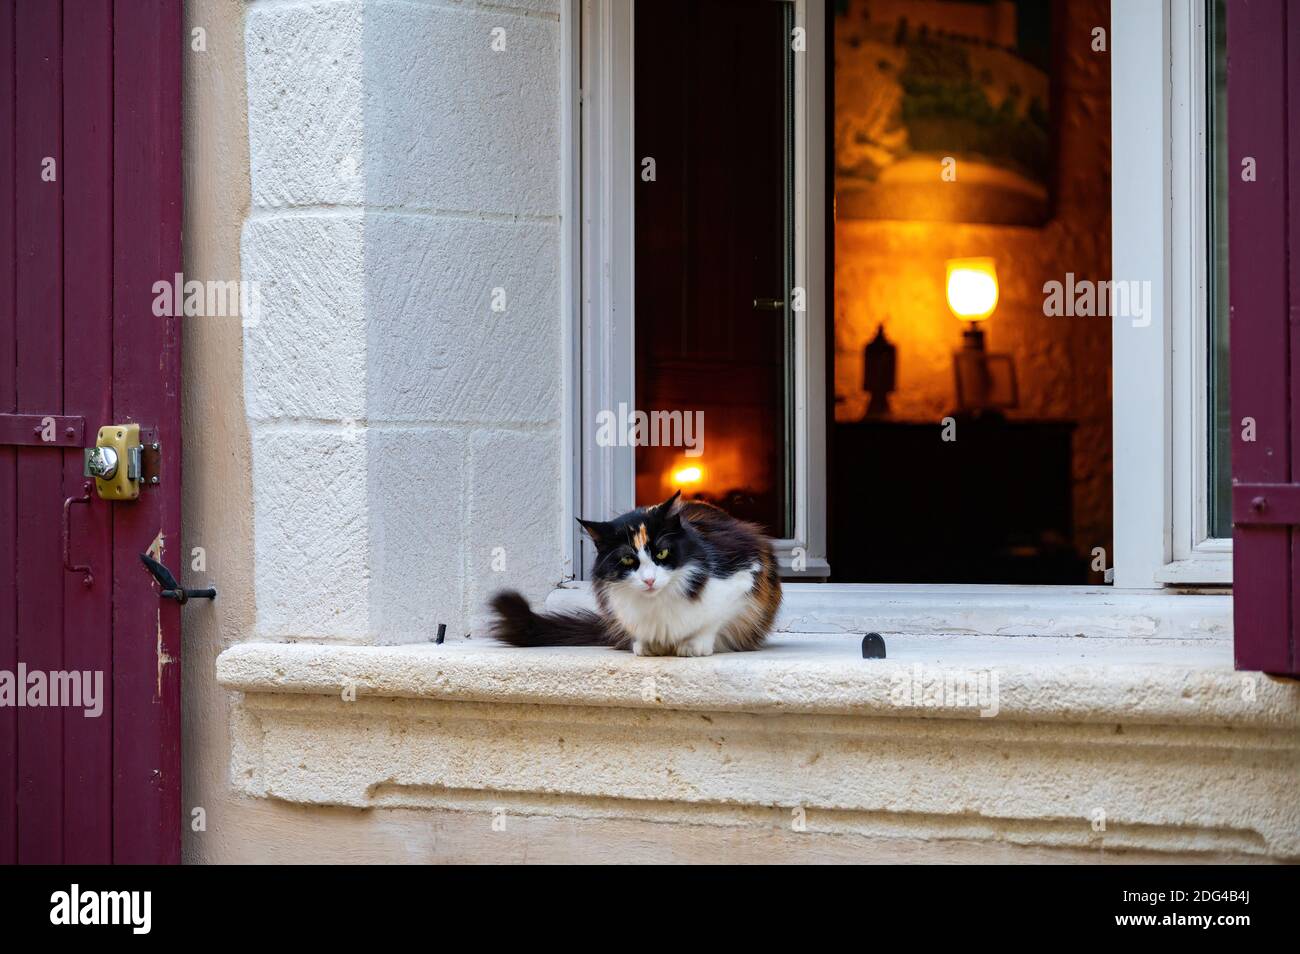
[606,564,758,655]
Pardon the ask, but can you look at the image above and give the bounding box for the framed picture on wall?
[835,0,1058,226]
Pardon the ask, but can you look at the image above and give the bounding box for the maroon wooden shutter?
[0,0,181,863]
[1229,0,1299,676]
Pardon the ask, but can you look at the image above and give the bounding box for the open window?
[577,0,827,579]
[573,0,1242,599]
[635,0,797,547]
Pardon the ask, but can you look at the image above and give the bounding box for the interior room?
[830,0,1113,583]
[633,0,1113,584]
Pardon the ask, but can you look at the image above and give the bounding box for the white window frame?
[1165,0,1233,583]
[566,0,1228,593]
[1113,0,1232,588]
[570,0,827,580]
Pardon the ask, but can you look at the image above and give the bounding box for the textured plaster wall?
[242,0,564,644]
[181,0,257,866]
[834,0,1113,563]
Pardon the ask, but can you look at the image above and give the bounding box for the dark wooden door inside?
[634,0,793,538]
[0,0,181,863]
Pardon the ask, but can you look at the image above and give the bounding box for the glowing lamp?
[945,258,999,323]
[945,257,1018,416]
[671,465,703,486]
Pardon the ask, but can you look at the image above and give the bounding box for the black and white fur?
[489,491,782,656]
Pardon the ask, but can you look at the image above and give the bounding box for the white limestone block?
[243,212,367,421]
[250,427,372,639]
[246,0,365,207]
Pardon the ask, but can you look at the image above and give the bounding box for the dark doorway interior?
[634,0,794,538]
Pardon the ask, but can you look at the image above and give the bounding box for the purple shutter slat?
[1288,0,1300,675]
[111,0,182,864]
[14,0,65,863]
[62,0,114,864]
[0,0,17,865]
[1229,0,1297,676]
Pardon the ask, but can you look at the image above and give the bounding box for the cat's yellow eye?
[620,555,635,567]
[655,548,669,561]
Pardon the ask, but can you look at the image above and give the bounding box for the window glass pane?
[1207,0,1231,539]
[633,0,795,537]
[830,0,1112,584]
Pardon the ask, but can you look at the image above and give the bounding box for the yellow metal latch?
[83,423,142,500]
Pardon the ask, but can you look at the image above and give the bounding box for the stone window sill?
[548,581,1235,640]
[215,622,1300,860]
[217,631,1286,724]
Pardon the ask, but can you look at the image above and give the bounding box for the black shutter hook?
[140,553,216,605]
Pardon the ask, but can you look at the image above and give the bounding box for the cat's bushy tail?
[488,590,624,648]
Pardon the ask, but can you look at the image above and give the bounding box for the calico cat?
[490,490,782,656]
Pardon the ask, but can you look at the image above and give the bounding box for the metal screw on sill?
[150,476,159,484]
[861,632,886,659]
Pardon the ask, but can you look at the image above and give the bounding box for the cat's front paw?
[675,634,716,657]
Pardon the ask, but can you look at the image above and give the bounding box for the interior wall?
[833,0,1113,566]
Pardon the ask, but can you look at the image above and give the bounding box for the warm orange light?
[671,465,703,486]
[946,258,999,322]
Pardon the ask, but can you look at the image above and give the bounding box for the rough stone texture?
[251,427,371,639]
[196,798,1282,864]
[242,0,563,643]
[242,210,371,642]
[465,428,563,630]
[833,0,1113,571]
[465,0,561,16]
[363,213,560,424]
[243,212,367,421]
[246,1,365,207]
[367,425,467,644]
[363,2,560,215]
[217,635,1300,859]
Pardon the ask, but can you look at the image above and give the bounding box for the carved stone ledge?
[216,635,1300,859]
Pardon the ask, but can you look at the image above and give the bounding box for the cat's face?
[579,491,695,597]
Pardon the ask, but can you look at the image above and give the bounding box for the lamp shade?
[946,257,999,322]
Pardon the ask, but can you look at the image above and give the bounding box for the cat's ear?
[654,490,683,531]
[577,518,614,547]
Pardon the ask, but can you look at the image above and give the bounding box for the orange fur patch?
[632,523,648,551]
